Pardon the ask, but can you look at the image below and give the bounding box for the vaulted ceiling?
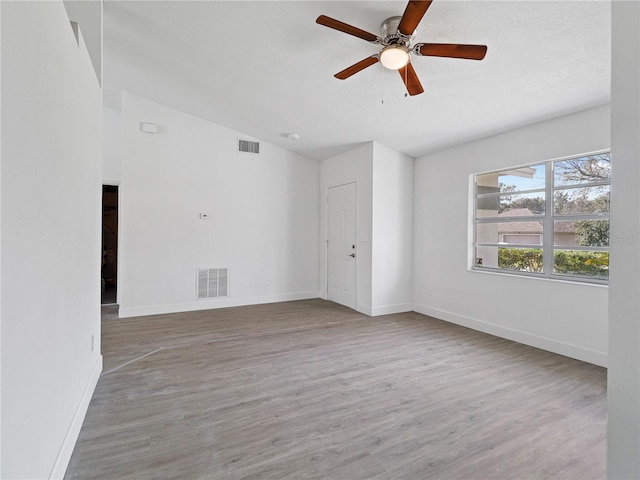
[103,1,611,160]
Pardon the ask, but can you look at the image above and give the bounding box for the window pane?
[553,250,609,280]
[554,220,609,247]
[476,164,545,193]
[553,186,609,215]
[477,222,543,245]
[475,247,543,273]
[554,154,611,187]
[476,192,545,218]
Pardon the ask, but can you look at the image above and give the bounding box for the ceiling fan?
[316,0,487,96]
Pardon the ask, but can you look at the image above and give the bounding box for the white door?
[327,182,357,309]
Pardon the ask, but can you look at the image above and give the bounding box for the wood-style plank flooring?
[66,299,606,479]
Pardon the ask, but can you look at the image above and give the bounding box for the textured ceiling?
[103,1,611,160]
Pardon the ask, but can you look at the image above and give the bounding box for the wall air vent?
[197,268,228,299]
[238,139,260,154]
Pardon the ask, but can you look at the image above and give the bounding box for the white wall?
[1,2,103,478]
[63,0,102,85]
[371,143,413,315]
[103,106,121,183]
[608,1,640,477]
[414,105,610,366]
[1,3,4,475]
[118,93,320,317]
[320,143,374,314]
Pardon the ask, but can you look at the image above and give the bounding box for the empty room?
[2,1,639,479]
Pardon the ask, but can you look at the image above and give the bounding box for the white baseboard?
[50,355,103,479]
[413,303,607,367]
[371,303,413,316]
[356,303,373,316]
[119,291,321,318]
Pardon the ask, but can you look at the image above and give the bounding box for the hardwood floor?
[66,300,606,479]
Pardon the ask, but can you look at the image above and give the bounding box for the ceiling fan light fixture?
[379,45,410,70]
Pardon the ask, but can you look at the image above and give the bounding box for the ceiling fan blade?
[398,62,424,96]
[397,1,433,36]
[415,43,488,60]
[335,56,379,80]
[316,15,381,43]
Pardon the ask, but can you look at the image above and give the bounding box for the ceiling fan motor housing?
[380,16,414,45]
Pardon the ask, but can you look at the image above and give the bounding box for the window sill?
[469,267,609,288]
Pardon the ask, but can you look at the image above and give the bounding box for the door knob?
[349,253,356,258]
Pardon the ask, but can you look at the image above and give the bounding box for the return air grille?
[197,268,228,299]
[238,139,260,154]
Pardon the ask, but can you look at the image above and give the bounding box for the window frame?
[471,150,610,284]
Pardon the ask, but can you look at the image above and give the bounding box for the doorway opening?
[102,185,118,304]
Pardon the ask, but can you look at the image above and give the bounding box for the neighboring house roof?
[498,209,543,234]
[554,221,576,233]
[497,208,577,234]
[500,208,539,217]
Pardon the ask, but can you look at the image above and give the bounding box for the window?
[473,151,610,283]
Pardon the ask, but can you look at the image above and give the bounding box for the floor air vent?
[197,268,228,299]
[238,139,260,154]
